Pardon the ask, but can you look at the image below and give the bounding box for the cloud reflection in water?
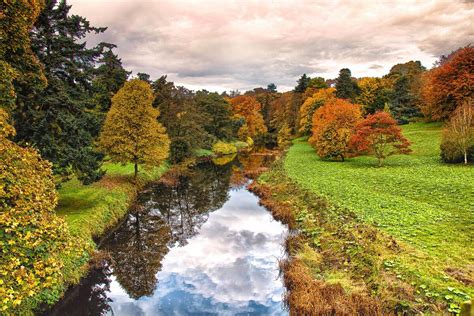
[107,188,288,316]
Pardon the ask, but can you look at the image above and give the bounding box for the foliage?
[298,88,335,134]
[99,79,170,178]
[267,83,277,92]
[0,0,46,111]
[277,123,293,147]
[355,77,392,115]
[195,91,234,141]
[283,123,474,313]
[440,100,474,164]
[335,68,360,101]
[421,46,474,120]
[350,112,411,166]
[92,49,130,113]
[308,76,328,90]
[230,95,267,140]
[212,141,237,155]
[294,73,311,93]
[11,0,112,184]
[309,99,362,160]
[0,109,86,313]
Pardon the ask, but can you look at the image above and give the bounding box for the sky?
[69,0,473,92]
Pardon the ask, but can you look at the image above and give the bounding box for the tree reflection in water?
[104,161,233,299]
[44,153,279,315]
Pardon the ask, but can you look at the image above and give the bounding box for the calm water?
[46,154,288,316]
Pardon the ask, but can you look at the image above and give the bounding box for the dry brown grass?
[281,258,383,315]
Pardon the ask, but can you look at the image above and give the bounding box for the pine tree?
[99,79,170,179]
[335,68,360,101]
[294,74,311,93]
[92,49,130,113]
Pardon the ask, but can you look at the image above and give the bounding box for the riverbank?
[250,122,473,314]
[49,162,168,310]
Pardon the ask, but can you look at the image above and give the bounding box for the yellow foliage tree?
[99,79,170,179]
[298,88,336,134]
[0,109,84,313]
[229,95,267,140]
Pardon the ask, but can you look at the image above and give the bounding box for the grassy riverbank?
[51,162,168,309]
[252,122,473,314]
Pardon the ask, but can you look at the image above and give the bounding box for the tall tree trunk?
[464,150,468,165]
[134,163,138,180]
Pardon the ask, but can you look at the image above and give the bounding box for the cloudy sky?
[69,0,473,92]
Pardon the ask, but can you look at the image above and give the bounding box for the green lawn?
[57,162,168,237]
[284,122,473,303]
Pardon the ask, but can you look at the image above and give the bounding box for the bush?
[440,137,474,163]
[212,141,237,155]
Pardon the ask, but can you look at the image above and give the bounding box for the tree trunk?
[134,163,138,180]
[464,150,468,165]
[378,157,384,167]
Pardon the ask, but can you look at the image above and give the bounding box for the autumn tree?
[0,0,46,113]
[99,79,170,179]
[299,88,336,134]
[309,99,362,161]
[355,77,392,115]
[0,109,83,313]
[350,111,411,166]
[229,95,267,140]
[335,68,360,101]
[421,46,474,120]
[440,100,474,164]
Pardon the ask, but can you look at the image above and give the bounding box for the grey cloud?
[70,0,473,92]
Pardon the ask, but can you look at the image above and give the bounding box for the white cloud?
[69,0,473,92]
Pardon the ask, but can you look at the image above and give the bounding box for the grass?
[260,122,473,313]
[57,162,168,237]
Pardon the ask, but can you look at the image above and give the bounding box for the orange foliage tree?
[229,95,267,140]
[298,88,336,134]
[350,112,411,166]
[421,46,474,120]
[309,99,362,161]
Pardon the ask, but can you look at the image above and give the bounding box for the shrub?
[440,101,474,164]
[212,141,237,155]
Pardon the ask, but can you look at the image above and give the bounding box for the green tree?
[12,0,110,184]
[294,74,311,93]
[335,68,360,101]
[386,61,425,121]
[195,91,234,141]
[267,83,277,92]
[99,79,170,179]
[92,49,130,113]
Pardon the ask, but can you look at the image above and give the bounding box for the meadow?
[282,122,473,311]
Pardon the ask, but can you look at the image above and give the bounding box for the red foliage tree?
[309,98,362,161]
[350,112,411,166]
[421,46,474,121]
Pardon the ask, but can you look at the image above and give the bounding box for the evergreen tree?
[99,79,170,179]
[92,49,130,113]
[137,72,152,83]
[335,68,360,101]
[294,74,311,93]
[13,0,111,184]
[267,83,277,92]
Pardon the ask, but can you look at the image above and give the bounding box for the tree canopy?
[99,79,170,178]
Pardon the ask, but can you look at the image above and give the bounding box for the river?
[45,153,289,316]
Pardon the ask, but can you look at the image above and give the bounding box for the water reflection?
[46,155,287,316]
